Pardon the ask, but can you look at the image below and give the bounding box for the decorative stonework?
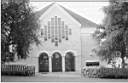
[41,16,72,46]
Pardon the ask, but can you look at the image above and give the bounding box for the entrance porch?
[39,52,76,72]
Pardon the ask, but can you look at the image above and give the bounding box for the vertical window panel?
[55,41,58,46]
[50,21,52,38]
[65,25,68,40]
[51,18,54,39]
[44,25,47,41]
[58,18,61,41]
[69,28,72,35]
[62,21,65,38]
[42,16,72,46]
[52,38,54,42]
[41,29,44,36]
[55,16,58,40]
[48,21,50,39]
[59,39,61,43]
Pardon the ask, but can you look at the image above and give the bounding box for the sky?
[30,2,109,24]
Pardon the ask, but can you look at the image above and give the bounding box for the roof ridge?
[35,3,54,19]
[35,3,98,27]
[59,4,98,27]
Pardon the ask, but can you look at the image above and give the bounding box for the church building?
[22,3,99,73]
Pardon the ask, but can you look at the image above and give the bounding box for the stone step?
[36,72,81,77]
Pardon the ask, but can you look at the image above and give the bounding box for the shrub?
[1,64,35,76]
[82,67,128,79]
[99,67,128,78]
[82,67,101,78]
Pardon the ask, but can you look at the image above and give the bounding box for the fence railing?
[1,64,35,76]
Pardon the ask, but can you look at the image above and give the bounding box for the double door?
[52,52,62,72]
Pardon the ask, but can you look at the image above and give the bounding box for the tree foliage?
[92,25,106,44]
[94,0,128,65]
[1,0,40,62]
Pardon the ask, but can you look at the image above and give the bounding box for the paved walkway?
[1,72,128,82]
[37,72,81,77]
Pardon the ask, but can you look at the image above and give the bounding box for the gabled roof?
[35,3,54,19]
[35,3,98,27]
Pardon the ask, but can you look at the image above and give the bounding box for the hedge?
[82,67,128,78]
[1,64,35,76]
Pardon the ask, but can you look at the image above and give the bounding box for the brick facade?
[21,3,99,73]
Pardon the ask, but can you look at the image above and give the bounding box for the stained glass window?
[41,16,72,46]
[44,25,47,41]
[41,29,44,36]
[65,25,68,40]
[69,29,72,35]
[48,21,50,39]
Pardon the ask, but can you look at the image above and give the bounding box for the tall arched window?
[52,52,62,72]
[65,52,75,71]
[39,53,49,72]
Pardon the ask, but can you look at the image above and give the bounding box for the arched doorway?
[39,53,49,72]
[65,52,75,71]
[52,52,62,72]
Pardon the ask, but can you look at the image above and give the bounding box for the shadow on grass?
[100,76,128,79]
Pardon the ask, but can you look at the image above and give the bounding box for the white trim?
[38,50,49,57]
[51,50,62,56]
[64,50,77,56]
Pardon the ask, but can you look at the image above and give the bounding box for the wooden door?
[65,52,75,71]
[52,52,62,72]
[39,53,49,72]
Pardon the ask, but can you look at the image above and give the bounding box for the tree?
[1,0,40,62]
[94,0,128,68]
[92,25,106,44]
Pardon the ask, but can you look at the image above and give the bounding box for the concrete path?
[37,72,81,77]
[1,72,128,82]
